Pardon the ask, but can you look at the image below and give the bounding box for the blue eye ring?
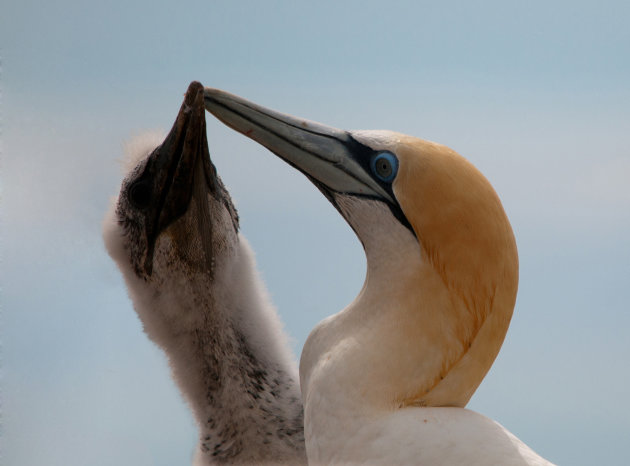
[370,152,398,183]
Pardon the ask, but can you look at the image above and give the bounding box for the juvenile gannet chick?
[204,88,554,465]
[103,82,306,465]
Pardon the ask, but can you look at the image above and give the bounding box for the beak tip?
[185,81,204,98]
[203,87,236,110]
[203,87,216,106]
[182,81,203,110]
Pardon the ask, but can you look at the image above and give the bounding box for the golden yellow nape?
[393,135,519,408]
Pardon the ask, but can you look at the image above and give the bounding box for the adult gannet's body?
[103,82,306,465]
[204,88,555,465]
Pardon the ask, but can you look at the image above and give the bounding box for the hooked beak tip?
[184,81,204,104]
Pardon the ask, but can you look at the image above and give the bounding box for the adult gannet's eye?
[371,152,398,183]
[128,179,152,210]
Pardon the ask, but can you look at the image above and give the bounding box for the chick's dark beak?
[139,81,218,274]
[154,81,216,232]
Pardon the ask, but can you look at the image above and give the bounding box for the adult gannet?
[103,82,306,465]
[204,88,555,465]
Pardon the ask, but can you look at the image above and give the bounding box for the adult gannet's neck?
[300,192,517,460]
[299,197,438,412]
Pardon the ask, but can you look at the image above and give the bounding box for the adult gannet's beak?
[203,88,394,205]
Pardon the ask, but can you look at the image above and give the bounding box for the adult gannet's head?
[204,88,518,409]
[104,82,239,335]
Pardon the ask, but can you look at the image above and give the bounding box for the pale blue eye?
[370,152,398,182]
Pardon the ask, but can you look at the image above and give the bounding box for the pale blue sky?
[2,1,629,465]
